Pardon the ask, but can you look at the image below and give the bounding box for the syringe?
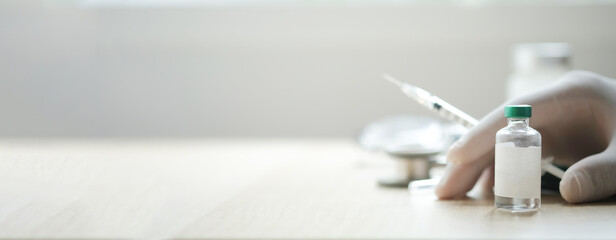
[383,74,564,179]
[383,74,478,129]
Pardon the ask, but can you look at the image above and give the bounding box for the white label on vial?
[495,143,541,199]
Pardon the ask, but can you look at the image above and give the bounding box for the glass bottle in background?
[495,105,541,212]
[506,43,571,100]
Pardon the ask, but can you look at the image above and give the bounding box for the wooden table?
[0,139,614,239]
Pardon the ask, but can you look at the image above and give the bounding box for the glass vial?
[506,42,571,100]
[495,105,542,212]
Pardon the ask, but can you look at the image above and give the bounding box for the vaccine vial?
[495,105,541,212]
[506,43,571,100]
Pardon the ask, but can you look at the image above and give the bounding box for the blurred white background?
[1,1,615,137]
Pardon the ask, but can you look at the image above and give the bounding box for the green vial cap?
[504,105,532,118]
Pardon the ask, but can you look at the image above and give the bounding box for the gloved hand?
[435,70,616,203]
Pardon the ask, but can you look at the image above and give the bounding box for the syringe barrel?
[430,97,479,128]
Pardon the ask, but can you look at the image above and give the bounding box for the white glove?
[435,70,616,203]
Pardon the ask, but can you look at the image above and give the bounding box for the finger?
[477,163,495,194]
[435,150,494,199]
[446,106,505,164]
[559,149,616,203]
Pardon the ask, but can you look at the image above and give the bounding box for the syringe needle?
[383,74,403,88]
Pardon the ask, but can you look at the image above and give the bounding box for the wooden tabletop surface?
[0,139,614,239]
